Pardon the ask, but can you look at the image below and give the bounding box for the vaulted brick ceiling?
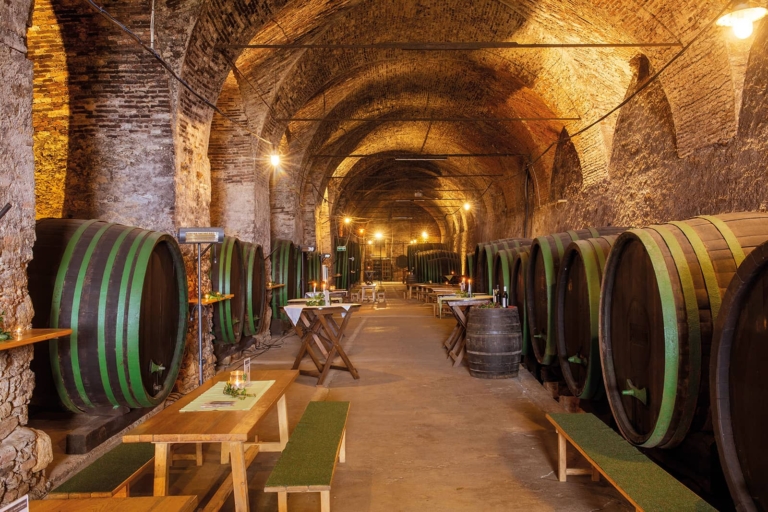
[193,0,731,241]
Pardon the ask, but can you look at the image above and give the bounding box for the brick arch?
[549,128,583,202]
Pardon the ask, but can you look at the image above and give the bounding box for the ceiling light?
[344,217,351,224]
[422,231,428,240]
[367,240,372,245]
[359,228,365,234]
[717,2,767,39]
[270,153,281,167]
[375,232,383,240]
[463,202,471,211]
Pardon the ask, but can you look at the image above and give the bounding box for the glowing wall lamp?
[717,2,767,39]
[270,152,282,167]
[463,202,471,211]
[421,231,428,240]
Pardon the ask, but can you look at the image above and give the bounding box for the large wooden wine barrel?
[494,247,531,357]
[527,227,624,365]
[474,238,532,293]
[27,219,187,413]
[408,242,446,273]
[555,235,618,399]
[711,239,768,511]
[241,242,266,337]
[600,213,768,449]
[334,239,361,289]
[211,237,246,344]
[465,307,522,379]
[271,239,298,321]
[415,250,460,282]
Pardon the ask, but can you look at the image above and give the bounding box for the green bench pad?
[549,414,716,512]
[52,443,154,494]
[266,401,350,488]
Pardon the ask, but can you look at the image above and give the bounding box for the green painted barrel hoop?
[649,225,701,448]
[528,238,557,365]
[513,251,531,357]
[599,230,680,448]
[556,240,603,399]
[212,237,244,344]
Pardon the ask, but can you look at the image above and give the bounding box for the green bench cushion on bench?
[52,443,155,494]
[265,401,350,489]
[549,414,716,512]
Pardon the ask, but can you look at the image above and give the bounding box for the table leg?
[443,323,460,349]
[558,431,567,482]
[318,313,359,380]
[229,441,249,512]
[258,395,290,452]
[321,490,331,512]
[278,492,288,512]
[153,443,171,496]
[220,443,230,464]
[303,312,329,357]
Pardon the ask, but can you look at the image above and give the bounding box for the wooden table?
[31,496,198,512]
[443,297,493,366]
[284,304,361,385]
[122,369,298,512]
[359,284,377,302]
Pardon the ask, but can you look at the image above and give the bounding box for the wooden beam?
[221,42,682,50]
[277,116,579,122]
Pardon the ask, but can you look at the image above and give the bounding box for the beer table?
[283,304,361,385]
[122,369,298,512]
[31,496,198,512]
[442,296,493,366]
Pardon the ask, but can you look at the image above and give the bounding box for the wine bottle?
[493,286,498,304]
[502,286,508,308]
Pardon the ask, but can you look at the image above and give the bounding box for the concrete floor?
[156,282,629,511]
[52,283,632,511]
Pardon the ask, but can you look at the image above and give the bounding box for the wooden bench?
[265,401,350,512]
[33,496,198,511]
[547,413,717,512]
[49,443,155,499]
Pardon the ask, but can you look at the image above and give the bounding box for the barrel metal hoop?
[586,237,607,272]
[587,227,600,238]
[649,226,701,447]
[518,252,530,357]
[538,239,557,362]
[626,229,680,448]
[697,215,746,267]
[552,236,565,260]
[566,230,580,243]
[70,223,114,409]
[670,221,723,322]
[577,241,603,399]
[127,231,162,407]
[50,220,97,413]
[224,238,236,343]
[244,245,256,335]
[97,227,132,408]
[114,233,147,409]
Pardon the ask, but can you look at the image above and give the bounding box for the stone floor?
[155,282,630,511]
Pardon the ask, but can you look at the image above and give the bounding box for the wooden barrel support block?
[600,212,768,449]
[526,227,625,366]
[555,236,618,399]
[465,307,523,379]
[211,237,246,344]
[28,219,188,413]
[711,239,768,510]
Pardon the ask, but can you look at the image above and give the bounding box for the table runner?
[180,380,275,412]
[283,304,358,326]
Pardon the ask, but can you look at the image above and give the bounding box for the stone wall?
[0,0,53,500]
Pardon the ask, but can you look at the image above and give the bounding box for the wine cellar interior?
[1,0,768,510]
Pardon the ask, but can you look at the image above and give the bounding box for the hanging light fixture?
[717,2,767,39]
[463,202,471,211]
[270,152,282,167]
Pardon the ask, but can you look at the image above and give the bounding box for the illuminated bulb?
[344,217,351,224]
[359,228,365,234]
[733,18,755,38]
[375,232,383,240]
[270,153,281,167]
[463,202,471,211]
[422,231,428,240]
[367,240,372,245]
[717,3,767,39]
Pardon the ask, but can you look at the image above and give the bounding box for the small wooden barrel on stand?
[465,306,522,379]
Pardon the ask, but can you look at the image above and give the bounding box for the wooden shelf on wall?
[0,328,73,351]
[189,294,234,306]
[266,284,285,290]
